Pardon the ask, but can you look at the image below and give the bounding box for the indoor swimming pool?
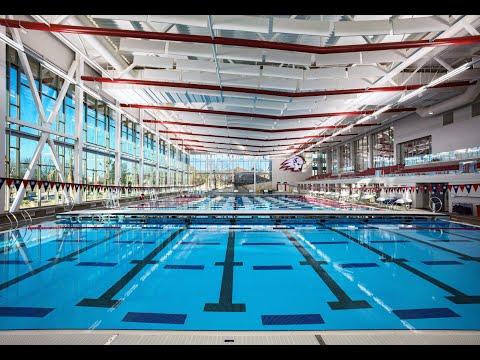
[129,195,376,211]
[0,216,479,331]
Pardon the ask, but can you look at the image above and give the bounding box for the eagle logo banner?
[280,155,305,172]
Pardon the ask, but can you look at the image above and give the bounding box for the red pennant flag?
[6,178,14,187]
[473,184,479,192]
[22,179,29,189]
[448,185,453,191]
[60,183,66,190]
[49,181,56,190]
[459,184,465,192]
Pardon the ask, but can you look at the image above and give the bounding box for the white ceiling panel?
[272,17,332,36]
[392,16,449,34]
[315,52,362,66]
[133,55,174,68]
[120,38,165,54]
[261,66,304,79]
[334,20,392,36]
[213,15,269,33]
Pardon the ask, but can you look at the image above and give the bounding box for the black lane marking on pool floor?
[0,229,130,292]
[422,260,463,265]
[0,306,54,318]
[77,227,186,308]
[310,241,349,245]
[253,265,293,270]
[204,230,246,312]
[369,227,480,263]
[164,264,205,270]
[242,242,286,246]
[122,312,186,324]
[339,263,379,268]
[77,262,118,267]
[419,228,480,242]
[261,314,325,325]
[180,241,220,245]
[329,227,480,305]
[114,240,156,244]
[282,230,371,310]
[370,240,410,244]
[393,307,460,320]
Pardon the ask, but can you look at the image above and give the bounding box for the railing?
[404,146,480,167]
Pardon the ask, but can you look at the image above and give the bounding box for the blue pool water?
[0,217,479,331]
[131,195,374,211]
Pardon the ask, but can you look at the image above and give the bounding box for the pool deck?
[58,209,445,218]
[1,330,479,345]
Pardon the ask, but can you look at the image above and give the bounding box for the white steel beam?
[0,26,6,213]
[114,101,122,186]
[7,118,76,139]
[73,54,84,204]
[139,110,144,186]
[9,42,77,212]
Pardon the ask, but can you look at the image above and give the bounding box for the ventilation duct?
[416,82,480,117]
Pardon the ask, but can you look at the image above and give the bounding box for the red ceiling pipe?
[144,119,363,133]
[157,130,354,142]
[170,138,295,149]
[3,19,480,55]
[122,104,416,120]
[84,76,473,99]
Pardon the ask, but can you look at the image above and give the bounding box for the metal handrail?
[9,212,19,229]
[429,196,443,213]
[22,209,33,224]
[5,213,13,228]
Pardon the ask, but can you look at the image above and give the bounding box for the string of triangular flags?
[0,177,193,193]
[306,183,480,194]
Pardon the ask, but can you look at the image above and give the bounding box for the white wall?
[394,103,480,154]
[271,157,312,188]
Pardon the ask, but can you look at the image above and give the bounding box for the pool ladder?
[6,212,19,229]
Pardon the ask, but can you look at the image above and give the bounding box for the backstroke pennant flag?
[453,185,460,193]
[473,184,479,192]
[29,179,37,191]
[0,178,5,190]
[459,184,465,192]
[13,179,22,190]
[465,184,472,193]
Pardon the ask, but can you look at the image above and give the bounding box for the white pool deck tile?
[1,330,479,345]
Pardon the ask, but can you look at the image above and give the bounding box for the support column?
[114,102,121,186]
[139,109,144,186]
[350,141,356,172]
[0,28,6,213]
[166,143,171,187]
[326,150,332,173]
[155,134,160,186]
[368,134,374,169]
[253,162,257,193]
[73,55,84,204]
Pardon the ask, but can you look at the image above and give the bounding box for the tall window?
[339,143,353,173]
[399,136,432,164]
[355,136,369,171]
[331,148,338,174]
[372,127,394,168]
